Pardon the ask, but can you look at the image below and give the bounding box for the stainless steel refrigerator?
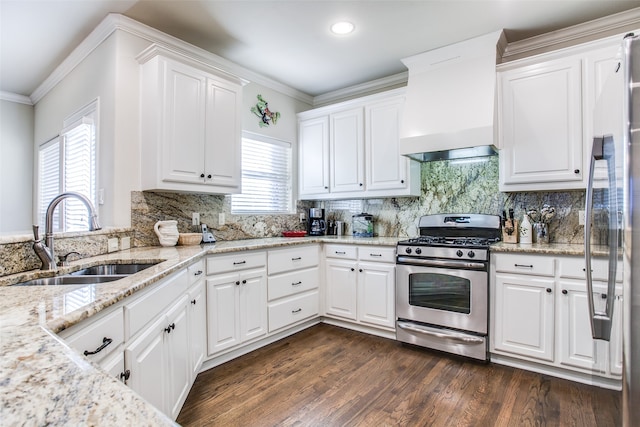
[585,33,640,426]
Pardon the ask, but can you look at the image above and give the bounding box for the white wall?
[0,99,34,234]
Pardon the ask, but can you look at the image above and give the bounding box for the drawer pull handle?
[120,369,131,382]
[291,257,302,261]
[84,337,113,356]
[292,281,302,286]
[233,261,247,265]
[292,308,302,314]
[335,251,346,255]
[370,253,382,257]
[194,270,203,276]
[515,264,534,268]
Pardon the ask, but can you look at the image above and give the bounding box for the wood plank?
[177,324,621,426]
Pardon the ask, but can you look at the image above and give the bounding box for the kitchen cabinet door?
[357,261,395,328]
[207,272,241,354]
[125,314,168,414]
[493,273,555,362]
[365,96,411,192]
[330,107,365,193]
[298,116,330,196]
[203,77,242,189]
[556,280,607,372]
[161,59,207,185]
[187,279,206,380]
[165,296,191,420]
[325,259,357,320]
[240,269,268,342]
[499,56,583,191]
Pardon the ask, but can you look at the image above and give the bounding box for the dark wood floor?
[177,324,621,427]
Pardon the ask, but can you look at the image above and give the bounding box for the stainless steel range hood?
[400,30,506,162]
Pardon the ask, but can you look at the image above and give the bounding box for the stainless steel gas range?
[395,213,501,361]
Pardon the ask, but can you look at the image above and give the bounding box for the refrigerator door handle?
[584,135,618,341]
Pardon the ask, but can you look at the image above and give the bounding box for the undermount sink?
[69,263,157,276]
[13,275,127,286]
[13,262,159,286]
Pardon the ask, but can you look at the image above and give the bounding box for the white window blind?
[37,99,98,232]
[232,135,292,214]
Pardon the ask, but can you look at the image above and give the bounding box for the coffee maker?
[308,208,326,236]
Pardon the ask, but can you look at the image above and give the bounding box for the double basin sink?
[14,263,158,286]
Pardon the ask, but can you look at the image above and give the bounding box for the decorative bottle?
[520,214,532,244]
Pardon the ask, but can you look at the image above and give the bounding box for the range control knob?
[415,248,422,255]
[467,251,475,258]
[405,247,412,254]
[456,250,464,257]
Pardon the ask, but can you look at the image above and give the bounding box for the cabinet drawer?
[268,245,319,275]
[358,246,396,263]
[268,291,319,332]
[494,253,554,277]
[268,267,319,301]
[325,244,357,260]
[558,256,622,282]
[207,251,266,274]
[188,259,205,285]
[64,307,124,363]
[125,269,189,339]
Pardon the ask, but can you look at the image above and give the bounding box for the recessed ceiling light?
[330,21,355,35]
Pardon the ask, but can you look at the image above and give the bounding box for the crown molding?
[312,72,408,107]
[0,91,33,105]
[501,7,640,62]
[30,13,313,105]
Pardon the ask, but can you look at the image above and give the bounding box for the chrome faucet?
[33,192,101,271]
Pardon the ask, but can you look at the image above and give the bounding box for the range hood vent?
[400,30,506,162]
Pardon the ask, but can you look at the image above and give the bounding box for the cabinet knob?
[200,173,205,178]
[562,289,568,295]
[242,279,247,284]
[164,323,175,333]
[191,299,197,305]
[359,183,363,187]
[400,180,405,184]
[207,174,212,179]
[601,293,608,299]
[350,268,355,271]
[235,281,240,285]
[546,288,552,293]
[324,186,328,189]
[359,268,363,273]
[574,169,580,174]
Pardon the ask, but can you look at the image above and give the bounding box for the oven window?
[408,273,471,314]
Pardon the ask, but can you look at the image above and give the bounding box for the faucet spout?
[37,192,102,271]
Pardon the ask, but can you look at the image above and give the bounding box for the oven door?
[396,263,488,335]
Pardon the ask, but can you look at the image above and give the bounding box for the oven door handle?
[396,256,485,270]
[397,321,485,344]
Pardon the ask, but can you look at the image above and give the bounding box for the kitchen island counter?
[0,236,396,425]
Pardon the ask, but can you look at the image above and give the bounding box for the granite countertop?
[490,242,612,257]
[0,236,396,425]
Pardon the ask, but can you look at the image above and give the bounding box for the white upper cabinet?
[498,56,583,190]
[298,88,420,200]
[138,45,243,194]
[497,37,623,192]
[330,107,365,193]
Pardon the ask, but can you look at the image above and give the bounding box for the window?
[37,99,98,231]
[231,133,292,214]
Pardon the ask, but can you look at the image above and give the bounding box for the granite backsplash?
[132,156,587,246]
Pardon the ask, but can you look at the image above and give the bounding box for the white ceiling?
[2,0,640,99]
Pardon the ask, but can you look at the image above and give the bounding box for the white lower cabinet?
[324,244,396,331]
[125,293,191,420]
[491,252,623,385]
[206,251,267,355]
[187,278,206,379]
[493,273,555,361]
[267,245,320,332]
